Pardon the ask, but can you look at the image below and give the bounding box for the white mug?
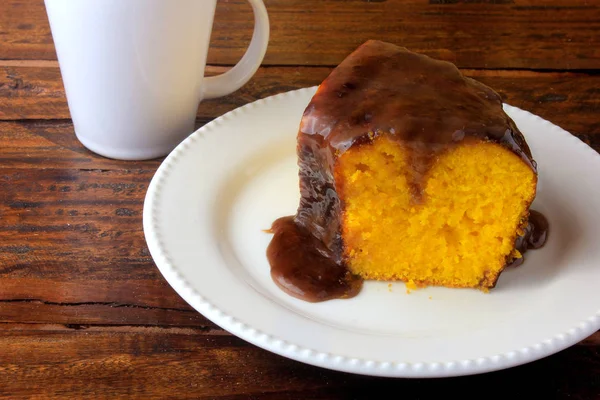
[44,0,269,160]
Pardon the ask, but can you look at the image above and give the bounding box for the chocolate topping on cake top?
[300,40,535,171]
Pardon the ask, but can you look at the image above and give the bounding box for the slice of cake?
[267,40,547,302]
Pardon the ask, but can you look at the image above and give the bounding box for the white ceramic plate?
[143,86,600,378]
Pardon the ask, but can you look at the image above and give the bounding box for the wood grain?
[0,121,209,328]
[0,160,223,329]
[2,65,600,145]
[0,324,598,399]
[2,0,600,69]
[0,120,165,169]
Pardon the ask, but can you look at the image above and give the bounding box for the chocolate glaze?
[507,210,549,268]
[266,216,363,302]
[266,40,547,301]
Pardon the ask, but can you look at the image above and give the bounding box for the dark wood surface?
[0,0,599,398]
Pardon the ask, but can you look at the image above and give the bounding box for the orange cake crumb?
[337,135,536,289]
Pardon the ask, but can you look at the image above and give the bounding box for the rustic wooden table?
[1,0,599,398]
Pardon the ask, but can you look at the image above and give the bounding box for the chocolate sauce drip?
[508,210,549,268]
[265,40,547,301]
[266,216,362,302]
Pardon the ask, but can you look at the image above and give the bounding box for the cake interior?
[336,134,537,289]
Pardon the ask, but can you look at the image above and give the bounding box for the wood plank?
[0,0,56,61]
[0,120,167,169]
[2,0,600,69]
[0,161,226,328]
[2,65,600,146]
[0,324,598,399]
[0,301,214,329]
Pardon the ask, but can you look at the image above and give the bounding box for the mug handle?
[202,0,270,99]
